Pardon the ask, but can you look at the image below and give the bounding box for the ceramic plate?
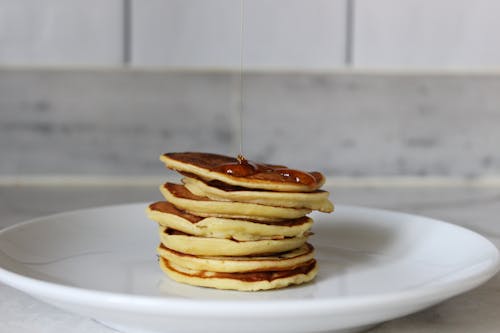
[0,203,498,333]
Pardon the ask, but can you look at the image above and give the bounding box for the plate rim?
[0,203,498,317]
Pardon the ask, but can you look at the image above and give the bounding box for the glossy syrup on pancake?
[215,154,318,186]
[163,152,324,190]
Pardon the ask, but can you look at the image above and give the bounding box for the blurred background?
[1,0,500,182]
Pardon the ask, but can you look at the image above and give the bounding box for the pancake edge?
[159,227,309,256]
[160,183,311,221]
[159,257,318,291]
[157,243,315,273]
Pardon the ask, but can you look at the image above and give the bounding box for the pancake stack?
[146,152,333,291]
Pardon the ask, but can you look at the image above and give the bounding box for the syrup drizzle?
[214,155,317,186]
[221,2,316,187]
[238,0,245,157]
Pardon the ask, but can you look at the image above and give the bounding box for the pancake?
[147,201,313,241]
[159,256,318,291]
[182,176,334,213]
[160,183,311,222]
[159,227,309,256]
[160,152,325,192]
[157,243,315,273]
[148,151,333,291]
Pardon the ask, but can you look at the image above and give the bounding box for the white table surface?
[1,183,499,333]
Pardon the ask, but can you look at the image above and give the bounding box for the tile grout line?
[344,0,355,67]
[122,0,132,66]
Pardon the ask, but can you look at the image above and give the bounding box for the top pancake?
[160,152,325,192]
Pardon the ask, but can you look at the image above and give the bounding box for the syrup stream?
[238,0,245,158]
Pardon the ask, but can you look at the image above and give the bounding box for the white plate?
[0,204,498,333]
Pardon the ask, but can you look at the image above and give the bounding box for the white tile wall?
[0,0,123,65]
[353,0,500,68]
[242,0,346,68]
[131,0,346,68]
[131,0,241,68]
[0,0,500,68]
[2,69,500,177]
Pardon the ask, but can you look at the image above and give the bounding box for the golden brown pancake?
[157,242,315,273]
[158,227,309,256]
[159,256,318,291]
[160,152,325,192]
[147,201,313,241]
[160,183,311,222]
[182,176,334,213]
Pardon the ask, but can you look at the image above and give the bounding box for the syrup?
[165,152,323,189]
[232,1,317,187]
[237,0,245,157]
[214,154,317,186]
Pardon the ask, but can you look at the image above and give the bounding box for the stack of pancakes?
[146,152,333,291]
